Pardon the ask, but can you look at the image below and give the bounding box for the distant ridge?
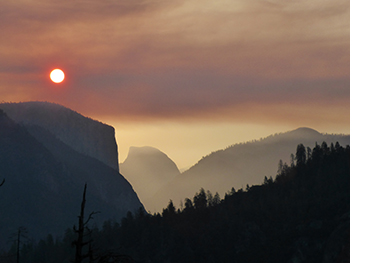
[261,127,326,143]
[278,127,321,138]
[185,127,349,174]
[149,127,349,210]
[289,127,321,134]
[0,101,119,171]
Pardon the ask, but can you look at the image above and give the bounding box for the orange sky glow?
[0,0,350,168]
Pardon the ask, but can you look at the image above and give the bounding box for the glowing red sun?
[50,69,65,83]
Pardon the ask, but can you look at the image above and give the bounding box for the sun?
[50,69,65,83]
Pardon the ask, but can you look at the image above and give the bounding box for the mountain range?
[0,102,143,248]
[0,101,350,246]
[120,127,350,212]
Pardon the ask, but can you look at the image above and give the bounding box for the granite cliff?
[0,101,119,171]
[120,146,180,212]
[0,107,143,248]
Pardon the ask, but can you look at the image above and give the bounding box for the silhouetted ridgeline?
[1,142,349,263]
[0,108,144,249]
[0,101,119,171]
[145,127,349,212]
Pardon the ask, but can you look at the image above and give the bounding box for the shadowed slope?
[0,109,143,248]
[0,101,119,171]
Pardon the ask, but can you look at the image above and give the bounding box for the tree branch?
[84,211,100,226]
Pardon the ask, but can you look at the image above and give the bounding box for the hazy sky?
[0,0,350,168]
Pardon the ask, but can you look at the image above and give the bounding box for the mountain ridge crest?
[0,101,119,171]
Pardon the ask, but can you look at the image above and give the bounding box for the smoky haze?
[0,0,349,127]
[120,127,350,213]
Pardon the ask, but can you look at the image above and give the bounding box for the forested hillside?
[152,127,349,211]
[1,142,350,263]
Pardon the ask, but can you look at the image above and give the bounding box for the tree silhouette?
[277,159,284,175]
[73,184,99,263]
[193,188,207,210]
[212,192,221,206]
[306,146,312,160]
[162,200,176,218]
[295,143,306,166]
[16,227,26,263]
[8,227,28,263]
[183,198,194,212]
[2,142,349,263]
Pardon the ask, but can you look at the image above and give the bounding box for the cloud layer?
[0,0,349,127]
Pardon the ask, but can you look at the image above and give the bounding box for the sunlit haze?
[0,0,350,168]
[109,120,349,169]
[0,1,360,260]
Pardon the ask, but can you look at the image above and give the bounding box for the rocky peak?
[120,146,180,212]
[0,101,119,171]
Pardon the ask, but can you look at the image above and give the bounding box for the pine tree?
[295,144,306,166]
[213,192,221,206]
[193,188,207,210]
[162,200,176,218]
[184,198,194,212]
[277,159,284,175]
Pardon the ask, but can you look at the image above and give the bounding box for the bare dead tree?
[16,227,27,263]
[73,183,99,263]
[8,226,28,263]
